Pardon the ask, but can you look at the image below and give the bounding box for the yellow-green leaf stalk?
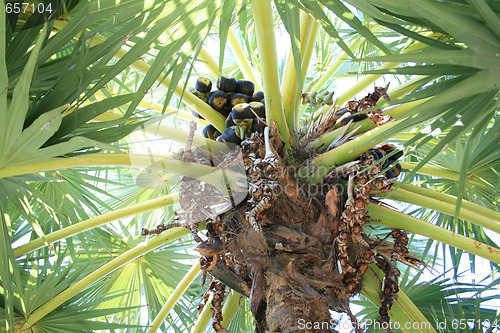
[0,153,209,179]
[367,204,500,264]
[13,193,180,258]
[0,154,243,197]
[400,183,500,224]
[147,263,201,333]
[19,227,190,330]
[91,99,210,127]
[292,17,320,128]
[198,47,221,79]
[401,162,492,190]
[107,104,209,127]
[282,10,316,129]
[380,183,500,234]
[227,28,263,91]
[251,0,293,149]
[362,267,436,333]
[399,162,459,182]
[141,124,230,153]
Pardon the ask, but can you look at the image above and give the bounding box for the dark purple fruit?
[208,91,228,111]
[249,91,264,102]
[231,103,254,120]
[202,124,220,140]
[391,163,402,177]
[195,77,212,93]
[228,93,248,108]
[249,101,265,118]
[251,118,261,133]
[235,79,255,96]
[364,149,382,160]
[217,76,237,93]
[260,98,265,105]
[383,150,403,168]
[226,114,236,128]
[340,113,368,126]
[388,149,404,162]
[218,107,231,118]
[217,127,242,145]
[385,169,396,179]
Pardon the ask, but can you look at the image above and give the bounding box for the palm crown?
[0,0,499,332]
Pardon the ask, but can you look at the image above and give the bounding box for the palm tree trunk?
[265,270,335,333]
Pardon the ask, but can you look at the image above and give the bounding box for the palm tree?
[1,0,499,332]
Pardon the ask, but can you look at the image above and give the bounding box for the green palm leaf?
[1,0,499,331]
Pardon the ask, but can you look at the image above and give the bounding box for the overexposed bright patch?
[421,124,442,137]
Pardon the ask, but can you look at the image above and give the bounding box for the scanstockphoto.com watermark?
[297,318,500,331]
[297,319,432,331]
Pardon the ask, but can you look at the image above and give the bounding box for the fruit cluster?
[363,144,402,180]
[189,76,266,145]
